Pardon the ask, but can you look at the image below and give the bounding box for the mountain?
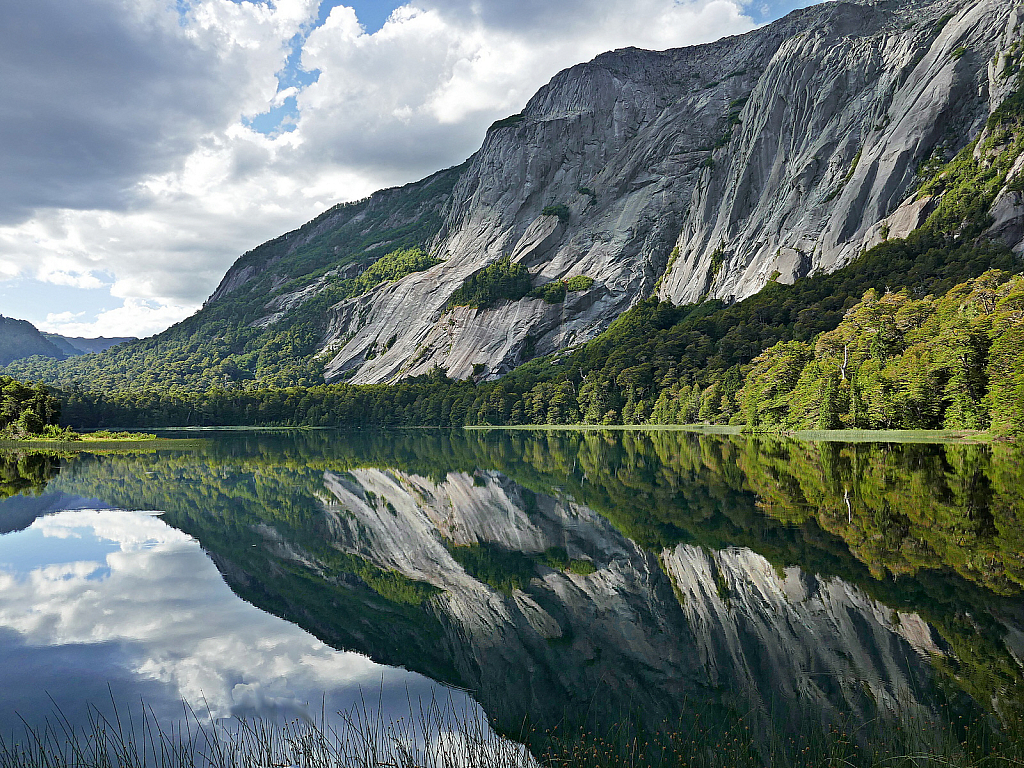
[43,334,135,356]
[0,316,65,365]
[2,0,1022,397]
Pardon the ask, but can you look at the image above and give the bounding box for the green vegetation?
[0,376,60,438]
[541,204,571,223]
[565,275,595,292]
[740,271,1024,433]
[341,246,442,298]
[447,259,533,309]
[0,451,59,500]
[529,276,595,304]
[568,559,597,575]
[447,541,538,593]
[489,113,526,131]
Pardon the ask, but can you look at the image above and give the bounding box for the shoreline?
[0,437,202,450]
[463,424,1004,443]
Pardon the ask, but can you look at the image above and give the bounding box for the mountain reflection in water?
[1,429,1022,750]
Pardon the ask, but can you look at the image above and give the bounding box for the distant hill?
[0,316,135,366]
[44,334,135,356]
[0,317,65,366]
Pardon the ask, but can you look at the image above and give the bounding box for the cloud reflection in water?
[0,505,474,733]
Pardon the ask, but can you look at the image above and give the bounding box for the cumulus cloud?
[37,298,200,338]
[0,0,757,336]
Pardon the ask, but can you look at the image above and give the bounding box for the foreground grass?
[4,696,1024,768]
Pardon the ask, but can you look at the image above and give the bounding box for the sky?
[0,0,816,339]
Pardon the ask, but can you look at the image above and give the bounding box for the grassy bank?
[465,424,1002,443]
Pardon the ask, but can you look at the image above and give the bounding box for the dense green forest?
[4,83,1024,434]
[0,376,61,438]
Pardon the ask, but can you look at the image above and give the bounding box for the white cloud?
[37,298,200,338]
[37,270,107,290]
[0,0,756,337]
[44,311,86,325]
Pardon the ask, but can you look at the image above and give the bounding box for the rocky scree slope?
[209,0,1022,386]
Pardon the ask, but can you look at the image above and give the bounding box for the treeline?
[0,376,61,438]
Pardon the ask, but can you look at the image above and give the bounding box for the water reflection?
[0,499,486,737]
[1,429,1022,752]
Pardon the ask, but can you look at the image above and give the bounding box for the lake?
[1,429,1022,765]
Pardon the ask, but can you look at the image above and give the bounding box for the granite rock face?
[207,0,1022,384]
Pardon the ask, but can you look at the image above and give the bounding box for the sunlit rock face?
[243,467,944,733]
[305,0,1017,384]
[661,0,1016,302]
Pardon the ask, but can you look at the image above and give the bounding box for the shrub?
[565,275,594,292]
[447,259,532,309]
[488,113,525,131]
[541,204,571,223]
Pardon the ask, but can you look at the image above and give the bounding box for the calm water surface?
[0,429,1022,751]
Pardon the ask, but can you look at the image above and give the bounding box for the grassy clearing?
[0,437,201,451]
